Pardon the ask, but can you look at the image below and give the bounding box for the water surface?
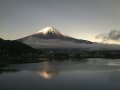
[0,58,120,90]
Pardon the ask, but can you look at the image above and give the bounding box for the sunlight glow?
[37,70,57,79]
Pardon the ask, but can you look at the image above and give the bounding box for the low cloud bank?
[96,30,120,42]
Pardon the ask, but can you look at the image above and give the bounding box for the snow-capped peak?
[36,26,62,35]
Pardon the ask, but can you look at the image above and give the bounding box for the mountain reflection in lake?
[0,59,120,90]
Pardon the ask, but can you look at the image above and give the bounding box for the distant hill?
[0,38,39,65]
[0,39,36,55]
[0,38,4,41]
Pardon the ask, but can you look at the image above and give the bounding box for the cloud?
[96,30,120,42]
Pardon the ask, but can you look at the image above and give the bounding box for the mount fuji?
[18,26,120,50]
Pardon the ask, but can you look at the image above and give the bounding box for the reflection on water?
[38,70,57,79]
[1,58,120,90]
[37,62,58,79]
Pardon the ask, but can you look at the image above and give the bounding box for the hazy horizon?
[0,0,120,44]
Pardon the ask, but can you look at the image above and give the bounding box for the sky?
[0,0,120,44]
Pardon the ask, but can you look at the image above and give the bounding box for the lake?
[0,58,120,90]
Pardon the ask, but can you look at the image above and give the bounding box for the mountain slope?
[18,26,93,49]
[0,38,36,55]
[0,38,39,65]
[17,26,120,51]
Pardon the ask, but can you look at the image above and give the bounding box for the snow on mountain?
[36,26,62,35]
[17,26,120,50]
